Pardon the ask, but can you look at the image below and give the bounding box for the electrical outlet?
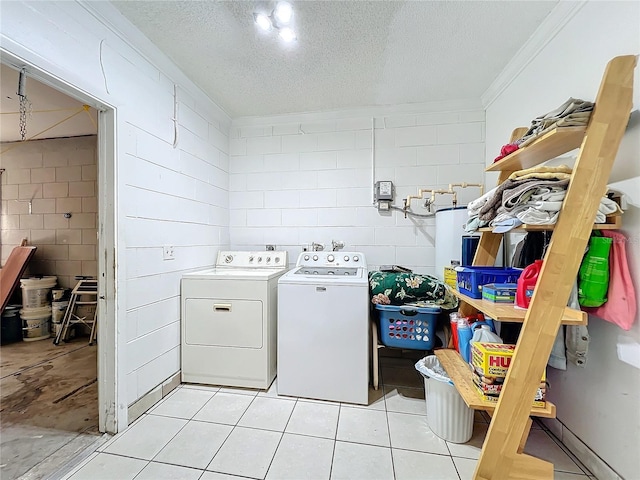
[163,245,175,260]
[302,244,310,252]
[266,244,276,251]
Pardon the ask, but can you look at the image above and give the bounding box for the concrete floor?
[1,336,101,480]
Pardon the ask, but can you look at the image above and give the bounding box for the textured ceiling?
[112,0,558,118]
[1,64,97,143]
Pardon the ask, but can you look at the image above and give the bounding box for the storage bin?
[20,276,57,308]
[375,304,440,350]
[1,306,23,345]
[456,267,522,299]
[416,355,473,443]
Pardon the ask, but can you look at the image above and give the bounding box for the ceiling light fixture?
[253,2,297,42]
[278,27,296,42]
[274,2,293,25]
[253,13,272,31]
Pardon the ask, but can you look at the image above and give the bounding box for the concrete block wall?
[120,85,231,407]
[1,0,232,423]
[230,107,486,275]
[1,135,97,289]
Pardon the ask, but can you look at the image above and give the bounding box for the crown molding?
[481,1,587,109]
[232,98,484,127]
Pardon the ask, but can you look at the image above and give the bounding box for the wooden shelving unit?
[450,290,587,326]
[448,56,636,480]
[434,349,556,418]
[477,214,621,232]
[485,126,586,172]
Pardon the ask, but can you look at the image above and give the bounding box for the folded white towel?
[468,186,499,216]
[532,200,564,212]
[516,208,560,225]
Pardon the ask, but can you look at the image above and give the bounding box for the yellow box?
[444,267,458,290]
[472,369,546,407]
[472,342,548,379]
[474,383,546,408]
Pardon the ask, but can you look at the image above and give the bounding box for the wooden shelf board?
[477,215,621,233]
[434,349,556,419]
[486,126,586,173]
[451,290,588,326]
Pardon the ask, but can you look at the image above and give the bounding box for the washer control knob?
[312,255,318,261]
[304,254,310,261]
[249,255,254,262]
[257,256,263,262]
[266,257,271,263]
[274,257,280,263]
[353,255,359,262]
[224,255,233,263]
[344,255,350,262]
[327,254,335,262]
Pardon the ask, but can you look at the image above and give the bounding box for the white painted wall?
[230,105,486,274]
[485,2,640,478]
[1,1,230,429]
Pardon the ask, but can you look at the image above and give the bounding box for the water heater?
[434,207,503,281]
[435,207,472,281]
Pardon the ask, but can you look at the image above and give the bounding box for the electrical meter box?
[375,181,394,201]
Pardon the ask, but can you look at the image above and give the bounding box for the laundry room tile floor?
[58,352,596,480]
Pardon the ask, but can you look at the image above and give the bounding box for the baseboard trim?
[541,417,622,480]
[127,372,181,424]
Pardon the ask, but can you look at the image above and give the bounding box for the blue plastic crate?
[456,267,522,299]
[375,304,440,350]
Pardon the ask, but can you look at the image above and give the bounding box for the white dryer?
[277,251,369,405]
[181,250,288,389]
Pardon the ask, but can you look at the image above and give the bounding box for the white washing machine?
[277,251,369,405]
[181,250,288,389]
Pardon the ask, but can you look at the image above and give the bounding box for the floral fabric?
[368,271,458,310]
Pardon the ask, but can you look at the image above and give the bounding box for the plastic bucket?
[1,306,23,345]
[52,300,69,324]
[20,276,57,309]
[52,289,66,301]
[51,322,64,338]
[417,356,473,443]
[20,306,52,341]
[51,301,69,337]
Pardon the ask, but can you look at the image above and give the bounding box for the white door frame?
[0,50,121,434]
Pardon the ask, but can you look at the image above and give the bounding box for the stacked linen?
[492,178,569,230]
[517,98,594,147]
[465,165,622,233]
[492,98,594,163]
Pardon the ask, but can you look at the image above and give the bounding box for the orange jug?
[516,260,543,308]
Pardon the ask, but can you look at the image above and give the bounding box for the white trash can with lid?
[416,355,474,443]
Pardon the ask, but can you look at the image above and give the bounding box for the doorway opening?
[0,59,117,479]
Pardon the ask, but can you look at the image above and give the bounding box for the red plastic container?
[450,315,460,352]
[516,260,543,308]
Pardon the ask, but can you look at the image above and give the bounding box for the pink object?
[585,231,637,330]
[494,143,520,163]
[516,260,543,308]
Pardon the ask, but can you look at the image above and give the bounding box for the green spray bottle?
[578,234,612,307]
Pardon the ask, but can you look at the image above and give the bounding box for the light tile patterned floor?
[61,355,596,480]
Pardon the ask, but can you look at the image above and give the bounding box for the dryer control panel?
[216,250,288,269]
